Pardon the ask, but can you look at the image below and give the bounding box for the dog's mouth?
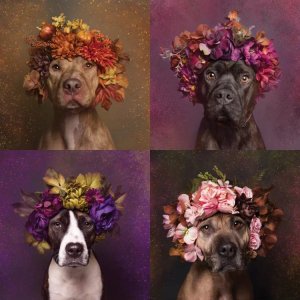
[205,253,245,273]
[66,100,82,109]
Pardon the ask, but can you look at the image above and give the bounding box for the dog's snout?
[66,242,83,258]
[63,78,82,94]
[218,242,237,258]
[215,89,234,105]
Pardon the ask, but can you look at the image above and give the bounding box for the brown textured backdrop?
[0,0,149,149]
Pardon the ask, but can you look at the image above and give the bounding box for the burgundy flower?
[28,49,51,80]
[89,196,120,234]
[206,29,234,60]
[26,211,49,241]
[35,190,62,218]
[85,188,105,204]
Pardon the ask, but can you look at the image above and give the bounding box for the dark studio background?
[151,151,300,300]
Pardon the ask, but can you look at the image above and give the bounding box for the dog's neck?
[39,106,115,150]
[178,261,253,300]
[196,115,265,150]
[47,251,102,300]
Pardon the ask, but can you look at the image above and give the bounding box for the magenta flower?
[85,188,105,204]
[35,190,62,218]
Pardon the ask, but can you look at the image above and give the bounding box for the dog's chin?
[53,253,89,268]
[205,256,245,273]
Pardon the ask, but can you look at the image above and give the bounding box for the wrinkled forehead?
[206,60,255,75]
[50,56,90,67]
[198,213,245,229]
[50,209,91,224]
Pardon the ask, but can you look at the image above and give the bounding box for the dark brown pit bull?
[195,60,265,150]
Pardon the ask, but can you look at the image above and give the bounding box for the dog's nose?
[215,90,234,105]
[66,243,83,258]
[63,78,82,94]
[218,242,237,258]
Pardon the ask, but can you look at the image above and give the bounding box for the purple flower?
[206,29,234,60]
[89,196,120,234]
[35,190,62,218]
[85,188,105,204]
[26,211,49,241]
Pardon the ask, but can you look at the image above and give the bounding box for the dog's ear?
[13,190,39,217]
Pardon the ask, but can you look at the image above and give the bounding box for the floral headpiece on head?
[161,10,280,103]
[24,13,129,110]
[163,167,283,262]
[13,169,125,253]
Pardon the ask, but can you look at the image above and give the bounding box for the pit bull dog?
[39,57,115,150]
[178,213,253,300]
[195,60,265,150]
[43,209,103,300]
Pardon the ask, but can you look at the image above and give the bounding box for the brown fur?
[178,213,254,300]
[39,57,115,150]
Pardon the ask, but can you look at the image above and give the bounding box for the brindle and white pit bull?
[178,213,253,300]
[39,57,115,150]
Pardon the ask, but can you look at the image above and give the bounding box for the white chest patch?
[63,114,81,150]
[48,252,103,300]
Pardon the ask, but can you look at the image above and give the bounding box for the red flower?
[77,34,117,70]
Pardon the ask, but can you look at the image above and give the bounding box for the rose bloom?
[249,232,261,250]
[26,211,49,241]
[250,216,262,234]
[183,244,204,262]
[89,196,120,234]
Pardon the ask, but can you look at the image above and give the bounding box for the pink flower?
[250,216,262,234]
[163,215,172,230]
[167,226,176,238]
[234,186,253,199]
[183,244,204,262]
[177,194,190,214]
[249,232,261,250]
[184,206,203,224]
[175,224,198,245]
[192,180,236,217]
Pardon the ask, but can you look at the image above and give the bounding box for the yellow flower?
[26,233,51,254]
[43,168,66,194]
[63,182,88,211]
[52,13,66,28]
[66,19,90,32]
[75,172,102,189]
[99,67,118,85]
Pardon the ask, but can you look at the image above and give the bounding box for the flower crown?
[163,167,283,262]
[23,13,129,110]
[13,169,125,253]
[161,10,280,103]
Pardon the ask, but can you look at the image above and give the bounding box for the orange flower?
[50,31,77,60]
[227,10,240,22]
[256,31,270,46]
[76,34,117,70]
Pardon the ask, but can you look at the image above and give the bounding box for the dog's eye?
[85,62,94,68]
[53,221,62,228]
[233,220,243,228]
[200,224,210,231]
[84,221,92,227]
[206,71,216,80]
[241,74,250,83]
[52,64,61,71]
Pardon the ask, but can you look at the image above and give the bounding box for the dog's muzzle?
[66,242,84,259]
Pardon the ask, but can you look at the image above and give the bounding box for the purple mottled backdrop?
[0,151,149,300]
[151,0,300,149]
[151,151,300,299]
